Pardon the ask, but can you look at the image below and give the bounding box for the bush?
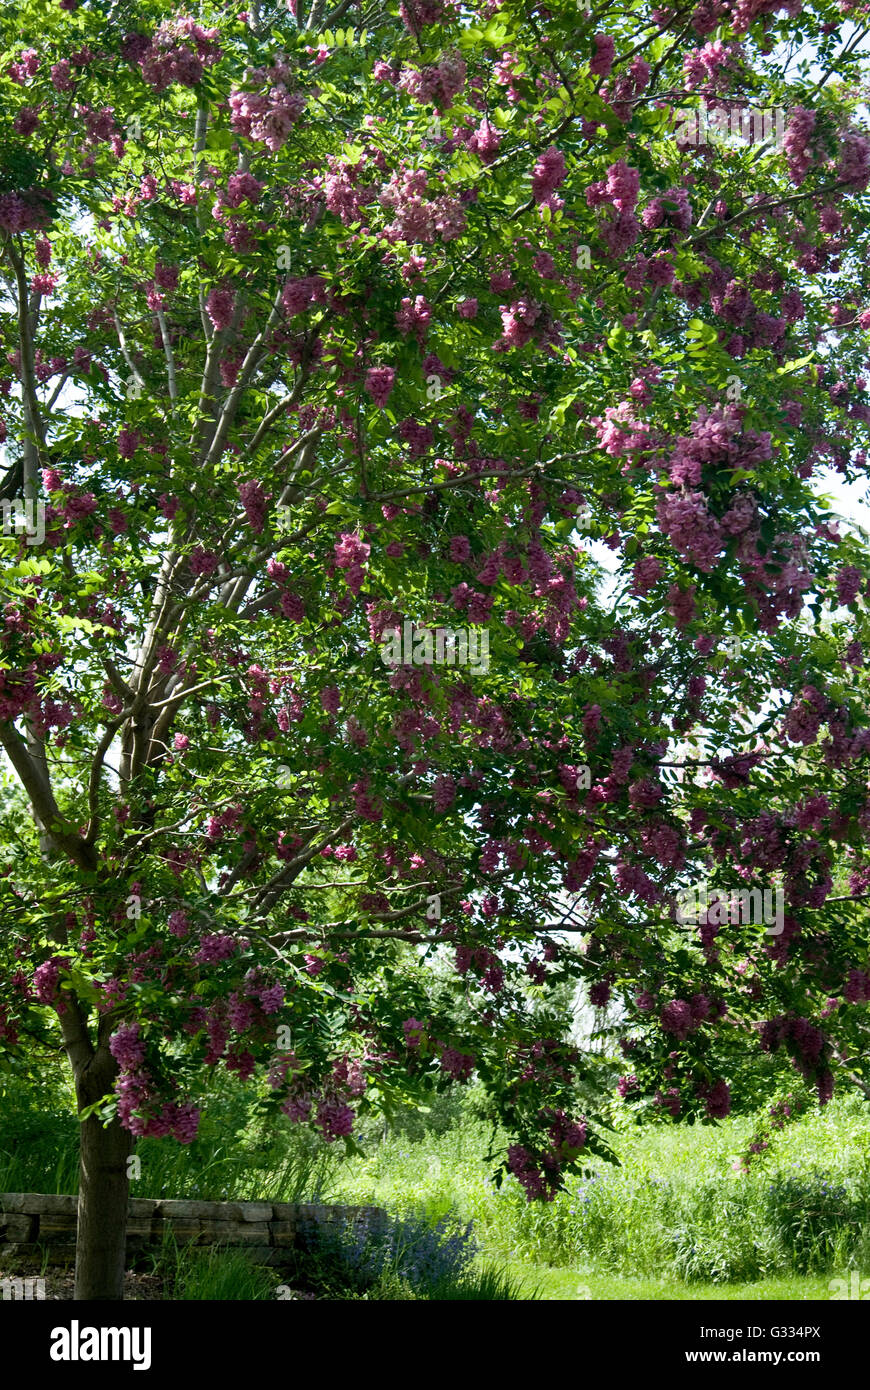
[763,1171,864,1274]
[294,1210,477,1297]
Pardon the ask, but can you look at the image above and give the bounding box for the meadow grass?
[3,1072,868,1299]
[331,1092,870,1287]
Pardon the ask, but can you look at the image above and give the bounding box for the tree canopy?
[1,0,869,1208]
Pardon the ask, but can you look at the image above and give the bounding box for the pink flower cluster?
[498,298,541,349]
[683,40,743,90]
[109,1023,146,1070]
[194,934,238,964]
[334,531,371,595]
[398,1018,425,1052]
[399,0,457,36]
[229,67,307,152]
[836,132,870,190]
[760,1014,833,1100]
[205,287,234,332]
[432,773,456,812]
[783,107,816,185]
[531,146,566,204]
[395,53,466,108]
[281,275,327,317]
[783,685,827,746]
[365,366,396,407]
[380,167,467,244]
[239,479,270,533]
[530,146,567,205]
[660,994,711,1040]
[590,31,615,76]
[656,489,724,572]
[697,1078,731,1119]
[33,957,64,1004]
[0,191,50,234]
[138,17,222,91]
[439,1044,476,1079]
[841,967,870,1005]
[835,565,862,606]
[395,294,431,340]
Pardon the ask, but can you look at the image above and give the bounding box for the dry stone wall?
[0,1193,388,1266]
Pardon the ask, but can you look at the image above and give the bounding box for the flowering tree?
[1,0,870,1300]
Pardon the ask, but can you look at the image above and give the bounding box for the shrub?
[295,1210,477,1296]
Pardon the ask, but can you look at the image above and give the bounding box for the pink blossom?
[226,172,264,206]
[589,33,615,77]
[239,479,270,533]
[531,146,566,204]
[321,684,341,715]
[206,287,235,331]
[33,958,63,1003]
[365,366,396,407]
[194,934,238,964]
[109,1024,146,1071]
[836,566,862,607]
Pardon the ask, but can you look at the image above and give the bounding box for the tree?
[1,0,869,1300]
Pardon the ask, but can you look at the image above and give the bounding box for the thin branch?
[155,306,178,403]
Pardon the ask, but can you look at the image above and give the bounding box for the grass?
[0,1072,338,1202]
[499,1264,841,1301]
[331,1090,870,1290]
[2,1071,869,1300]
[163,1242,278,1301]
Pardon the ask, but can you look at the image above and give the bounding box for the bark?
[61,1002,133,1301]
[74,1048,133,1301]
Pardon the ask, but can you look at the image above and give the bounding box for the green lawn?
[496,1262,838,1301]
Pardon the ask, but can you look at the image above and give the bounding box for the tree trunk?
[73,1048,133,1301]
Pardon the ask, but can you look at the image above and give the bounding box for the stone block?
[271,1203,301,1223]
[235,1202,274,1223]
[125,1217,158,1239]
[128,1199,158,1219]
[162,1218,202,1243]
[202,1221,270,1246]
[269,1221,297,1248]
[0,1194,31,1213]
[37,1214,78,1239]
[30,1194,78,1216]
[0,1215,35,1242]
[156,1199,216,1220]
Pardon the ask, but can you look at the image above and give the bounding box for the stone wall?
[0,1193,389,1267]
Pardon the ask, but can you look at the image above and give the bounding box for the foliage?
[332,1090,870,1281]
[292,1207,478,1295]
[0,0,868,1222]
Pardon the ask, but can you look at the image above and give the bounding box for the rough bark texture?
[59,1001,132,1301]
[74,1049,133,1301]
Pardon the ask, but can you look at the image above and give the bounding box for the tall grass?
[0,1071,338,1202]
[333,1091,870,1283]
[153,1233,277,1300]
[3,1068,869,1292]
